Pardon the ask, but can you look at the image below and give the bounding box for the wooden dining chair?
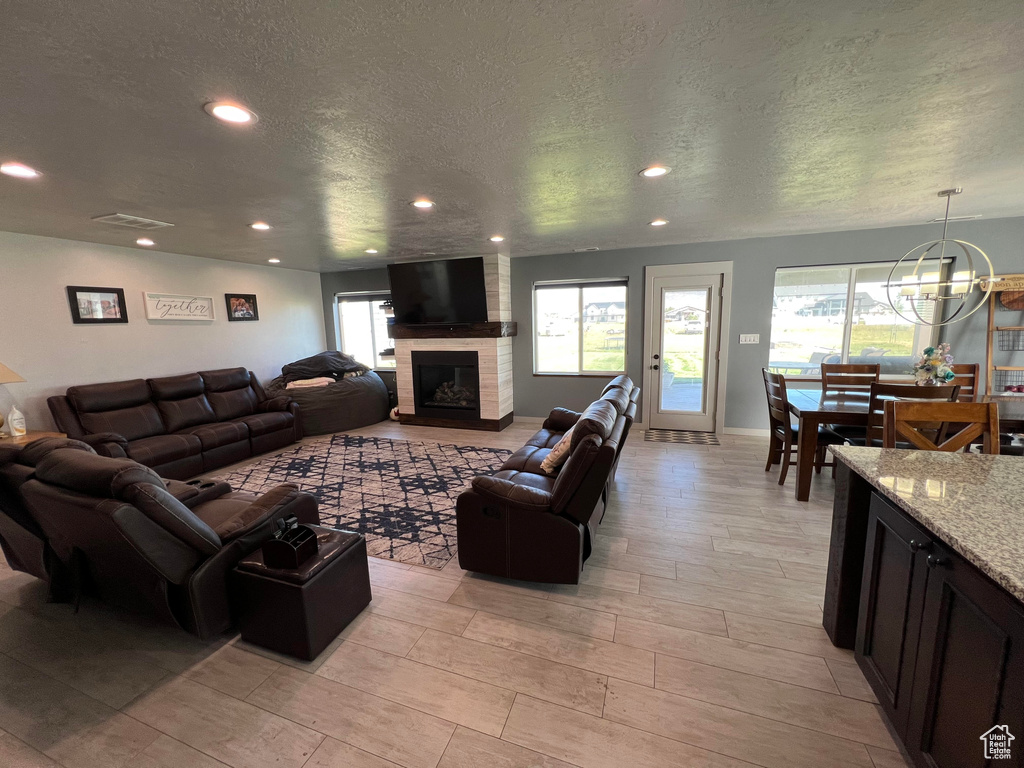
[762,369,843,485]
[883,400,999,454]
[858,382,960,447]
[821,363,881,441]
[949,363,980,402]
[821,363,881,396]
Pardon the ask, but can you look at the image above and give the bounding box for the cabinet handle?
[909,539,932,553]
[927,554,949,568]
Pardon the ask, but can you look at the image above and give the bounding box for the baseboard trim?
[722,427,771,437]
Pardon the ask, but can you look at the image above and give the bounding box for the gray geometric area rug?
[644,429,720,446]
[217,434,511,569]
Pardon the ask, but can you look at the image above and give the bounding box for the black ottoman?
[230,526,372,660]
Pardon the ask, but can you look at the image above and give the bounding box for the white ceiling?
[1,0,1023,272]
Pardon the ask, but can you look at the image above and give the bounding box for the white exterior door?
[647,274,723,431]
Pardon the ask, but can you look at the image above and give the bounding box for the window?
[337,293,395,369]
[769,261,943,377]
[533,280,627,374]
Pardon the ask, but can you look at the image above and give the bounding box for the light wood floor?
[0,422,910,768]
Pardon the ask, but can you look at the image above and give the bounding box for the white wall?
[0,232,326,430]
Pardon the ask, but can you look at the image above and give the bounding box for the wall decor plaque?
[144,292,216,321]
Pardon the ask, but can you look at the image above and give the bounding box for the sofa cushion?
[490,469,556,494]
[600,387,629,414]
[237,411,294,437]
[570,400,617,452]
[177,421,250,450]
[201,368,258,421]
[552,433,602,516]
[602,375,633,395]
[156,395,217,432]
[34,449,163,499]
[127,434,202,468]
[68,379,150,413]
[525,429,564,449]
[148,373,216,432]
[501,445,552,475]
[16,437,95,467]
[149,373,204,401]
[78,403,167,442]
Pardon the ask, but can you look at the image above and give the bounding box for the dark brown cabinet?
[856,492,1024,768]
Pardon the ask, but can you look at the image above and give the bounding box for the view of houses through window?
[769,261,942,376]
[534,281,627,373]
[337,294,395,369]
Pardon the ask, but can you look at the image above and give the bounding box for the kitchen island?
[825,446,1024,768]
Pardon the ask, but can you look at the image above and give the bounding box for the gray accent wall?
[510,217,1024,429]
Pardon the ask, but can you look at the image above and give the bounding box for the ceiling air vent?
[573,247,600,252]
[91,213,175,230]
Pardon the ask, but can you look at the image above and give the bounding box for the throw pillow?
[540,425,575,475]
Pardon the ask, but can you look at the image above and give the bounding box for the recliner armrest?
[257,396,292,413]
[471,476,553,512]
[82,432,129,458]
[543,408,581,432]
[200,483,319,541]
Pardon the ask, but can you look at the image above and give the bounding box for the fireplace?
[411,351,480,421]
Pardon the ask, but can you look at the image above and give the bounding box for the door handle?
[927,554,949,569]
[653,354,660,360]
[909,539,932,553]
[651,365,659,370]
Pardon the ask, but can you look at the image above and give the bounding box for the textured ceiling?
[1,0,1023,272]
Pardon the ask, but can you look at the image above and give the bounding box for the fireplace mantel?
[389,321,517,340]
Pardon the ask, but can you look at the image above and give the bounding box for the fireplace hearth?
[411,351,480,421]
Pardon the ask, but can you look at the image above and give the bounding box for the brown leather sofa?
[48,367,302,480]
[12,438,319,638]
[456,376,639,584]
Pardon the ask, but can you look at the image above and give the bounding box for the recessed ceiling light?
[268,258,281,264]
[489,235,505,242]
[640,166,670,178]
[250,221,272,230]
[650,219,669,226]
[365,248,378,254]
[204,101,258,124]
[411,199,435,209]
[1,162,41,179]
[136,238,155,247]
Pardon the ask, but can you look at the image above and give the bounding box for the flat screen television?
[387,257,489,324]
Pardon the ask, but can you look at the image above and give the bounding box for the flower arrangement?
[913,343,955,385]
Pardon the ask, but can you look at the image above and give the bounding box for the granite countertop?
[831,446,1024,603]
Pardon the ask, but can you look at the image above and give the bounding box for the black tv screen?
[387,257,489,324]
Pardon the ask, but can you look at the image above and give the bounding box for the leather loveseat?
[48,368,302,480]
[8,437,319,638]
[456,376,639,584]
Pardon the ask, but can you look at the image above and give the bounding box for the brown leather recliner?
[456,376,639,584]
[0,438,97,583]
[47,367,302,479]
[19,444,319,639]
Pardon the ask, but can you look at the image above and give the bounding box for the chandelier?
[884,188,995,327]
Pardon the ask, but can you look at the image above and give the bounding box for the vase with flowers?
[913,343,955,386]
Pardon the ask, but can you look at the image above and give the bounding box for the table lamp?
[0,362,26,438]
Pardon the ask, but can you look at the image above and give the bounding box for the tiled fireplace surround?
[393,254,514,430]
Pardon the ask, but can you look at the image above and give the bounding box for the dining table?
[785,388,1024,501]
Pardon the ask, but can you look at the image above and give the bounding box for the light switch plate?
[739,333,760,344]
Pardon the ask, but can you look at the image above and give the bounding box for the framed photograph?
[66,286,128,324]
[144,292,215,321]
[226,293,259,321]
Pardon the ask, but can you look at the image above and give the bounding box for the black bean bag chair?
[268,353,389,436]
